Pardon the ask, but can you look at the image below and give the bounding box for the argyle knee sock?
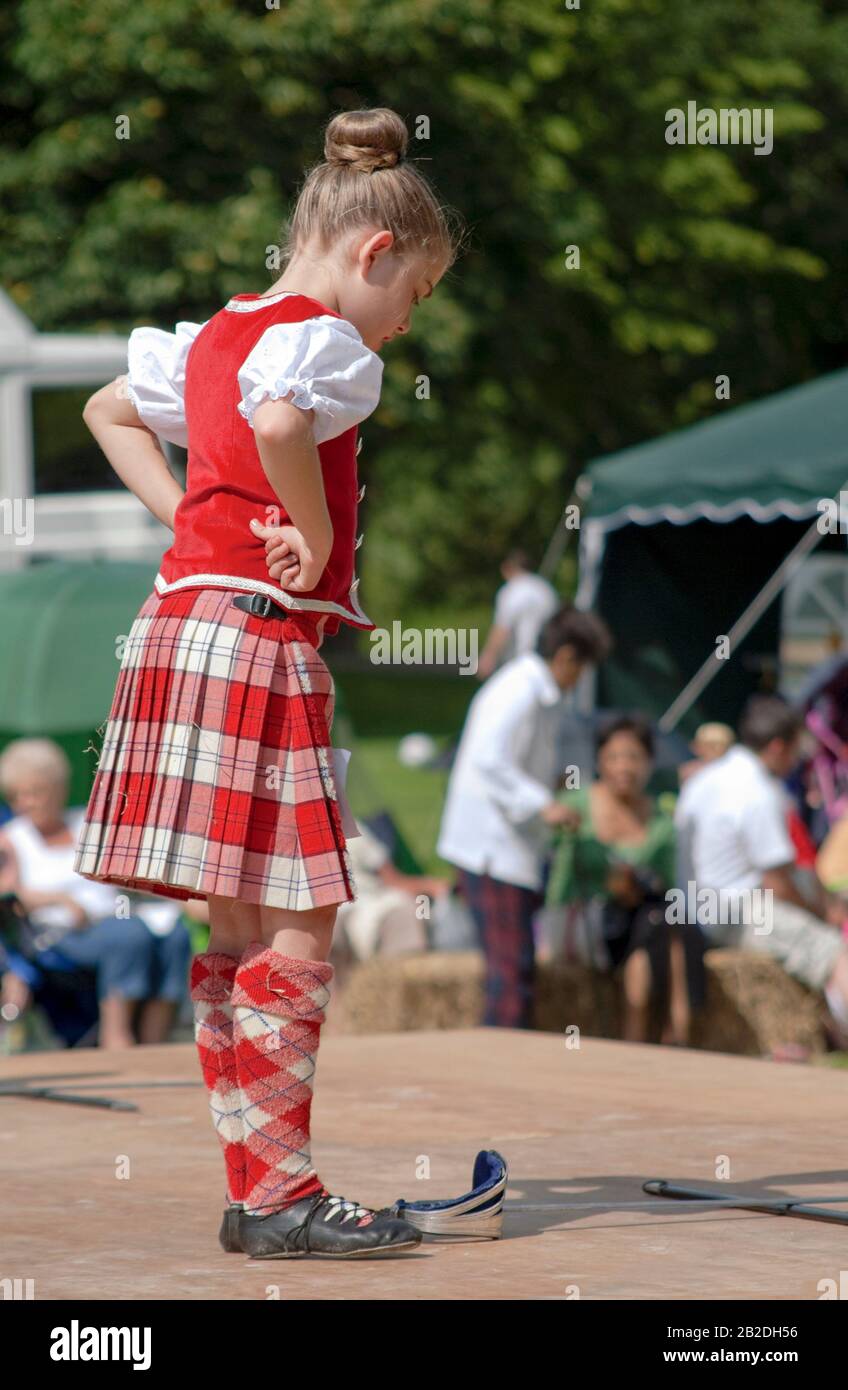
[232,942,334,1216]
[189,951,246,1207]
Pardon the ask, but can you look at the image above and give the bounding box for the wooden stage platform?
[2,1030,846,1301]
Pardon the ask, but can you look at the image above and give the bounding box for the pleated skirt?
[73,587,355,911]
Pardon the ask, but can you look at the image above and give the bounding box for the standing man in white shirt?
[476,550,560,681]
[438,607,612,1027]
[675,696,848,1044]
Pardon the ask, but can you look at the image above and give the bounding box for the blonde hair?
[0,737,71,796]
[279,107,464,272]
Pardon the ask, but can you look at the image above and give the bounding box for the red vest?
[155,292,373,635]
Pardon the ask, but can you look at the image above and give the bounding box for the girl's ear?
[355,229,394,278]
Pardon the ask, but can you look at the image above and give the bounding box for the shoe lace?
[320,1193,375,1225]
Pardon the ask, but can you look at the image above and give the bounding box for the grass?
[345,735,453,875]
[332,668,478,738]
[326,663,479,873]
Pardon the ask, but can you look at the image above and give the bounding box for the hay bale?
[532,959,620,1038]
[691,949,828,1056]
[341,951,484,1033]
[339,947,830,1055]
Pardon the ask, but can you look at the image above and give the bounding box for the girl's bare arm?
[251,395,333,558]
[82,376,185,529]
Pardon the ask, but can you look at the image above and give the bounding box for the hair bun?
[324,107,409,173]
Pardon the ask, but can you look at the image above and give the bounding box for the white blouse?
[124,293,383,448]
[126,321,205,449]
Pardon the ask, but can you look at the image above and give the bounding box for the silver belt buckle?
[233,592,274,618]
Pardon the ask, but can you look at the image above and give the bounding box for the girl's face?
[597,731,652,799]
[339,229,446,352]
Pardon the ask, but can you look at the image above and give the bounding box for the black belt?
[231,592,289,619]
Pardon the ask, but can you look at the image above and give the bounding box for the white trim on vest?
[224,291,300,312]
[153,570,374,627]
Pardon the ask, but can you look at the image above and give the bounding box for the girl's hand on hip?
[251,519,300,582]
[250,518,330,593]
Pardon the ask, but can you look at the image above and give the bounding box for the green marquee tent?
[574,367,848,730]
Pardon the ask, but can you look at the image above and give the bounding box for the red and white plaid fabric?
[232,943,335,1214]
[189,951,246,1204]
[73,587,355,910]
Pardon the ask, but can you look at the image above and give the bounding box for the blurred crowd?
[437,553,848,1053]
[0,738,198,1050]
[2,550,847,1055]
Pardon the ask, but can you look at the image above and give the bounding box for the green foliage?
[346,736,452,874]
[2,0,847,620]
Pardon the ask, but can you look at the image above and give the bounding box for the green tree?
[2,0,846,618]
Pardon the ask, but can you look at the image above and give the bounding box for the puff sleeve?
[125,320,207,448]
[236,316,383,445]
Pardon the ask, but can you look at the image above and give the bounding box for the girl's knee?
[258,902,337,949]
[207,894,261,954]
[263,903,336,930]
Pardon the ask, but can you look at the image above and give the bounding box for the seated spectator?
[675,696,848,1047]
[678,721,735,786]
[0,738,191,1047]
[332,822,450,963]
[544,714,706,1045]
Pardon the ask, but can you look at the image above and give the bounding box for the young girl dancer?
[74,107,461,1259]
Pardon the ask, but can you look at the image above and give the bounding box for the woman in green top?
[545,714,706,1045]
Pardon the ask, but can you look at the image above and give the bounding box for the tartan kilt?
[73,587,355,911]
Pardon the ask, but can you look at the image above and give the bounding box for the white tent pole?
[539,486,579,578]
[658,485,848,734]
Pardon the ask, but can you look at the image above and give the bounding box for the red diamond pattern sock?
[232,943,335,1216]
[189,951,246,1207]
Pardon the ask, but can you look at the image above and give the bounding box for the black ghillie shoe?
[219,1203,244,1253]
[238,1190,423,1260]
